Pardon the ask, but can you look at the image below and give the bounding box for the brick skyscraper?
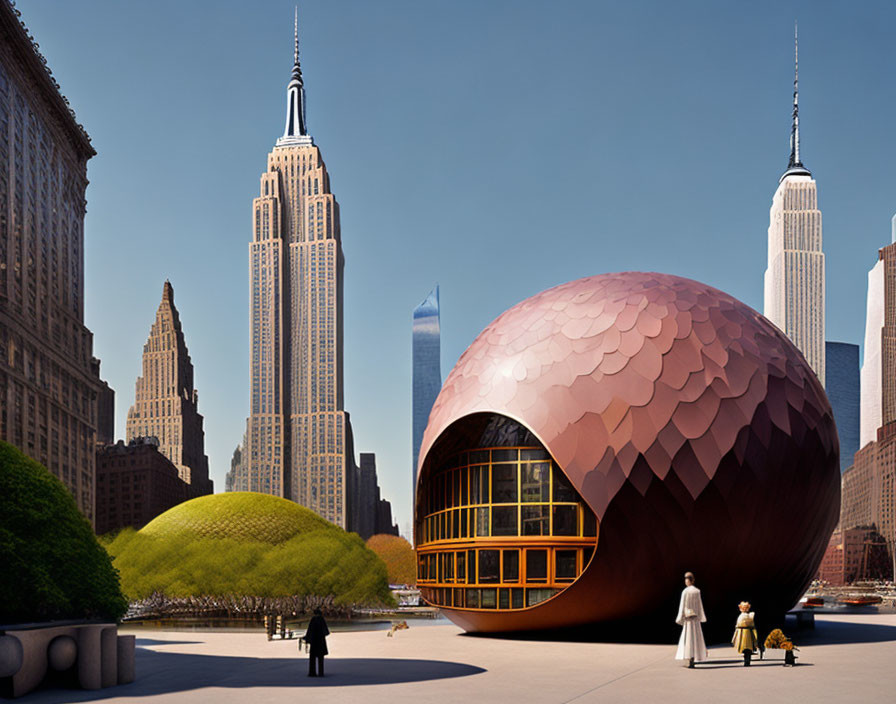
[0,1,107,522]
[126,281,212,495]
[764,27,825,385]
[244,14,348,525]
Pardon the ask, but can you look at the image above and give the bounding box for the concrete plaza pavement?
[22,613,895,703]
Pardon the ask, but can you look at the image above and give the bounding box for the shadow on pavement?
[22,650,486,702]
[697,661,814,669]
[800,618,896,645]
[134,639,202,647]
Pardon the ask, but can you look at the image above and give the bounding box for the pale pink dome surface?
[417,272,839,636]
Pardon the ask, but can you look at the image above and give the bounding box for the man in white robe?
[675,571,708,667]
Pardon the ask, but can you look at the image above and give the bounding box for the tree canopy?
[0,441,127,623]
[366,534,416,585]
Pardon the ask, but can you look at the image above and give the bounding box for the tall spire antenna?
[790,22,800,167]
[278,5,312,145]
[781,21,810,180]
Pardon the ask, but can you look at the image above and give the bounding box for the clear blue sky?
[17,0,896,534]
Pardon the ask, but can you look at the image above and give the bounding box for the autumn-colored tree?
[366,534,416,585]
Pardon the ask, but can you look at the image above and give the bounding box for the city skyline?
[16,0,896,529]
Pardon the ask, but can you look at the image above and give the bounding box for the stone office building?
[0,0,107,522]
[95,437,193,535]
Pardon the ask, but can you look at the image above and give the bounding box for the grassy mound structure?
[366,534,416,585]
[141,491,331,543]
[104,492,392,607]
[0,441,127,623]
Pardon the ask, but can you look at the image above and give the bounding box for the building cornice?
[0,0,95,158]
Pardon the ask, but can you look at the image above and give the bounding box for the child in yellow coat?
[732,601,759,666]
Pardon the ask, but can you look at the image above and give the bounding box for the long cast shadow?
[22,649,486,702]
[798,617,896,645]
[133,638,202,647]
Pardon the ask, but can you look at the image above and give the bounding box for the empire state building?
[763,27,825,385]
[245,14,348,525]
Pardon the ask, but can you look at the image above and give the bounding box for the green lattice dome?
[105,491,392,604]
[141,492,331,543]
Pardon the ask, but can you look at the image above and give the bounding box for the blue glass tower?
[826,341,860,472]
[413,286,441,513]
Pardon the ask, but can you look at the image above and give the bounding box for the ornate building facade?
[126,281,212,495]
[0,1,107,522]
[244,15,348,526]
[763,29,825,385]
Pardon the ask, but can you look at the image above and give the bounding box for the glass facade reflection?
[826,341,859,473]
[412,286,441,509]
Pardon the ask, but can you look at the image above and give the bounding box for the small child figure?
[732,601,759,666]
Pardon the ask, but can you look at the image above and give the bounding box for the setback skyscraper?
[126,281,212,495]
[859,220,896,447]
[0,2,108,522]
[412,285,441,510]
[763,28,825,385]
[245,14,349,526]
[839,219,896,579]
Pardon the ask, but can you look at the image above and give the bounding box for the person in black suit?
[303,608,330,677]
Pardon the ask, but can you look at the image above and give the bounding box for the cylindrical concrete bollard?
[77,626,102,690]
[47,635,77,671]
[116,635,135,684]
[100,627,117,688]
[0,635,24,678]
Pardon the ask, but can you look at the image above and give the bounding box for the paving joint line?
[560,653,670,703]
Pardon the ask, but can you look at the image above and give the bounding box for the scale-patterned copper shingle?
[418,272,840,637]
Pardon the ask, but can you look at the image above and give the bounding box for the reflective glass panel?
[502,549,520,582]
[526,550,548,582]
[478,550,500,584]
[499,589,510,610]
[476,507,489,537]
[552,466,576,502]
[526,588,556,607]
[522,505,549,536]
[470,466,481,504]
[583,510,597,537]
[555,550,577,581]
[492,463,517,503]
[492,506,518,536]
[466,588,480,608]
[552,505,578,536]
[521,462,550,503]
[470,450,489,464]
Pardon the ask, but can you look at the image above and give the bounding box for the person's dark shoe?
[688,658,695,669]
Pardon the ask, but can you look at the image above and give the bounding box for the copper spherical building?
[415,272,839,639]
